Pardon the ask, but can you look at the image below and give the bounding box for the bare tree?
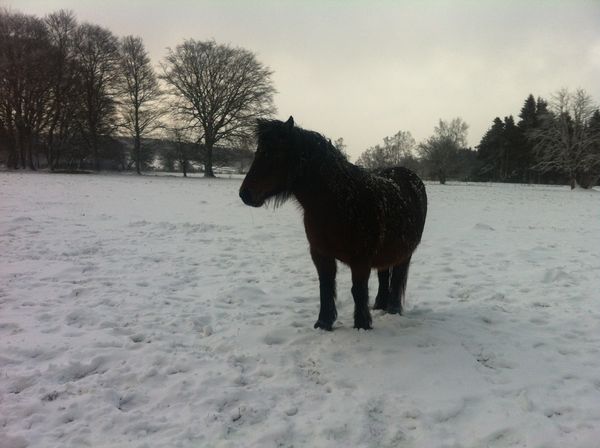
[0,10,15,166]
[45,10,79,170]
[585,110,600,187]
[435,117,469,147]
[117,35,163,174]
[419,118,469,184]
[532,88,600,189]
[333,137,349,160]
[73,23,120,170]
[0,10,53,169]
[357,130,417,169]
[161,39,276,177]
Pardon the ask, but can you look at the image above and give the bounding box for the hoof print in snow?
[263,333,285,345]
[285,407,298,416]
[42,390,61,402]
[130,333,145,343]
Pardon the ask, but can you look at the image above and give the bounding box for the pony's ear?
[285,116,294,130]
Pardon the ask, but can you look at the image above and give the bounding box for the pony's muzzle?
[239,187,260,207]
[239,187,251,204]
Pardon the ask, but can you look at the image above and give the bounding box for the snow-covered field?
[1,171,600,448]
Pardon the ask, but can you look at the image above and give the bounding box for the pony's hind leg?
[387,256,412,315]
[310,248,337,331]
[351,264,372,330]
[373,268,390,310]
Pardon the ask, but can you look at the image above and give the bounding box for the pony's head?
[239,116,296,207]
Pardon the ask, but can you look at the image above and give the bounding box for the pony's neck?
[291,150,346,211]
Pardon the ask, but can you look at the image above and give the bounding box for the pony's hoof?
[373,294,388,310]
[314,320,334,331]
[353,317,373,330]
[386,305,403,315]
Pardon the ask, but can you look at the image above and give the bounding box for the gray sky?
[6,0,600,159]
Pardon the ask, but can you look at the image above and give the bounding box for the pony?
[239,117,427,330]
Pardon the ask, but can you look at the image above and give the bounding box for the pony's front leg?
[310,248,337,331]
[351,264,372,330]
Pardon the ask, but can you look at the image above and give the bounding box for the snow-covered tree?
[532,88,600,189]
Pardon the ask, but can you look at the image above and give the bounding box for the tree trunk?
[93,132,100,171]
[52,147,60,171]
[577,171,599,189]
[6,128,18,169]
[27,139,36,171]
[439,169,446,185]
[7,148,18,169]
[18,131,27,169]
[204,139,215,177]
[134,102,142,174]
[135,133,141,175]
[47,133,54,169]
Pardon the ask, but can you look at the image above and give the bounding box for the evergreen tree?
[518,94,537,128]
[516,94,538,182]
[589,109,600,132]
[536,97,549,116]
[503,115,523,181]
[528,96,552,183]
[477,117,504,181]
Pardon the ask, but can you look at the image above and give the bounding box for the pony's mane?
[255,119,347,161]
[253,118,348,209]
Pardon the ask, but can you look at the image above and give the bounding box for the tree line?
[356,91,600,189]
[0,9,275,175]
[3,9,599,188]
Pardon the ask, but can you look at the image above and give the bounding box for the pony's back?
[373,166,428,239]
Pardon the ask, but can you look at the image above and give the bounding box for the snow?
[1,172,600,448]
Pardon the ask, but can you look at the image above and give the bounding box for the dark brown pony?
[240,117,427,330]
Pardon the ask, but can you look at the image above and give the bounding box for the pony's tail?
[395,257,411,309]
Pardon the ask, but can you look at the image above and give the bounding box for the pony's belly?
[306,230,408,269]
[304,226,367,266]
[372,241,412,269]
[305,228,351,261]
[304,211,419,269]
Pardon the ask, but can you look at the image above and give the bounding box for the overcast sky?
[6,0,600,159]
